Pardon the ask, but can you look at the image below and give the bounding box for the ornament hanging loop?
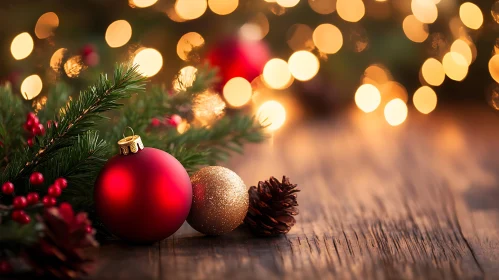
[118,127,144,156]
[122,126,135,139]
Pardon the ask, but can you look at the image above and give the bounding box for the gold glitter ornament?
[187,166,249,235]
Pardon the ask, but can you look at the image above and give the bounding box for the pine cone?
[244,176,300,236]
[24,203,98,279]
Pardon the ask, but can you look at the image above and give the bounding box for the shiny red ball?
[26,193,39,205]
[29,172,44,185]
[27,138,34,147]
[43,196,57,207]
[1,182,14,195]
[11,210,23,221]
[95,147,192,243]
[18,213,30,224]
[48,185,62,197]
[54,178,68,189]
[13,196,27,209]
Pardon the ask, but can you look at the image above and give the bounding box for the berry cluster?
[23,113,45,147]
[1,172,68,224]
[150,114,182,128]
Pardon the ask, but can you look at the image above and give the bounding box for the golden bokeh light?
[173,66,198,92]
[411,0,438,24]
[131,0,158,8]
[402,15,429,43]
[105,20,132,48]
[421,58,445,86]
[286,24,314,51]
[381,81,408,104]
[208,0,238,15]
[336,0,365,23]
[176,32,205,61]
[313,24,343,54]
[413,86,437,114]
[50,48,67,72]
[450,39,472,65]
[20,75,43,100]
[64,56,85,78]
[11,32,34,60]
[133,48,163,77]
[442,52,468,81]
[363,64,391,86]
[355,84,381,113]
[175,0,207,20]
[35,12,59,39]
[257,100,286,131]
[288,51,320,81]
[459,2,483,30]
[263,58,293,90]
[239,13,269,41]
[489,55,499,84]
[193,90,226,125]
[308,0,336,14]
[493,1,499,24]
[223,77,253,107]
[276,0,300,8]
[384,98,408,126]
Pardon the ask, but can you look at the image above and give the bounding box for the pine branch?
[35,82,71,123]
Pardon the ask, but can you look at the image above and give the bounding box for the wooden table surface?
[89,107,499,280]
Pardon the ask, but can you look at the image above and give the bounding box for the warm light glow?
[421,58,445,86]
[208,0,238,15]
[308,0,336,14]
[384,98,408,126]
[176,32,205,61]
[489,55,499,84]
[277,0,300,8]
[64,56,85,78]
[442,52,468,81]
[337,0,365,22]
[223,77,253,107]
[50,48,67,72]
[257,100,286,131]
[381,82,408,103]
[239,13,269,41]
[262,59,293,89]
[288,51,320,81]
[105,20,132,48]
[313,24,343,54]
[131,0,158,8]
[402,15,429,43]
[459,2,483,30]
[133,48,163,77]
[11,32,34,60]
[193,91,226,125]
[175,0,208,20]
[355,84,381,113]
[413,86,437,114]
[173,66,197,92]
[20,75,43,100]
[286,24,314,51]
[363,64,391,86]
[35,12,59,39]
[411,0,438,24]
[451,39,472,65]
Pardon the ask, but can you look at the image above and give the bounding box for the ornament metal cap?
[118,128,144,155]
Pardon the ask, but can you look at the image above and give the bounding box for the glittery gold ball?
[187,166,249,235]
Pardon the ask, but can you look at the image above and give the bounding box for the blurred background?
[1,0,499,132]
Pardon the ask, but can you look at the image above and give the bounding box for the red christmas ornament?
[54,178,68,189]
[94,134,192,243]
[1,182,14,195]
[13,196,27,209]
[26,192,39,205]
[206,37,270,90]
[29,172,44,185]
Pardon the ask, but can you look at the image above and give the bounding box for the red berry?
[26,192,39,205]
[18,213,31,224]
[31,126,38,136]
[43,196,57,207]
[151,118,161,127]
[0,260,12,274]
[29,172,44,185]
[48,185,61,197]
[167,114,182,127]
[11,210,23,221]
[85,225,93,234]
[34,124,45,136]
[12,196,27,209]
[55,178,68,189]
[46,120,58,128]
[23,123,29,131]
[1,182,14,195]
[27,112,36,122]
[27,138,34,147]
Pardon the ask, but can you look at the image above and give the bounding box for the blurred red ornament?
[150,118,161,127]
[206,38,270,90]
[80,44,99,67]
[18,213,31,224]
[1,182,14,195]
[167,114,182,127]
[54,178,68,189]
[29,172,44,185]
[13,196,27,209]
[94,134,192,243]
[26,192,39,205]
[43,196,57,207]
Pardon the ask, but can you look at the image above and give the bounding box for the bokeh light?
[34,12,59,39]
[257,100,286,131]
[173,66,198,92]
[193,90,226,125]
[105,20,132,48]
[286,24,314,51]
[442,52,468,81]
[493,1,499,24]
[384,98,408,126]
[133,48,163,77]
[413,86,437,114]
[176,32,205,61]
[308,0,336,14]
[421,58,445,86]
[50,48,67,72]
[288,51,320,81]
[277,0,300,8]
[239,13,269,42]
[336,0,365,23]
[402,15,429,43]
[131,0,158,8]
[223,77,253,107]
[64,56,85,78]
[450,39,472,65]
[355,84,381,113]
[208,0,238,15]
[489,55,499,84]
[313,24,343,54]
[411,0,438,24]
[11,32,34,60]
[380,81,408,104]
[20,75,43,100]
[459,2,483,30]
[363,64,391,86]
[175,0,207,20]
[263,58,293,89]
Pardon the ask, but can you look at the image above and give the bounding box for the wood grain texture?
[89,107,499,280]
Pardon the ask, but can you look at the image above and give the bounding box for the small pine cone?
[244,176,300,237]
